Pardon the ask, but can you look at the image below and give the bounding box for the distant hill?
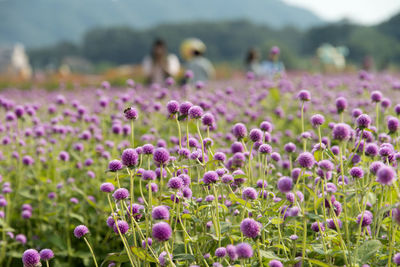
[0,0,324,47]
[378,13,400,41]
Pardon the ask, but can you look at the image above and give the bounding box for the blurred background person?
[261,46,285,79]
[142,39,180,84]
[245,48,262,77]
[180,38,215,83]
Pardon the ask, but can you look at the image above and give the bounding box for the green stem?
[83,237,98,267]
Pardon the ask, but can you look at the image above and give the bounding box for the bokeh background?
[1,0,400,87]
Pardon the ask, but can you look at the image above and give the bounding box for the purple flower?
[153,148,170,165]
[215,247,227,258]
[235,242,253,258]
[259,144,272,154]
[226,244,237,260]
[73,225,89,238]
[100,183,115,193]
[297,90,311,101]
[297,152,314,169]
[388,116,399,133]
[16,234,27,244]
[350,167,364,179]
[335,97,347,113]
[311,222,325,232]
[376,166,396,185]
[188,105,203,119]
[393,253,400,265]
[356,211,373,227]
[242,187,258,200]
[121,148,139,167]
[269,260,283,267]
[240,218,260,238]
[152,222,172,241]
[108,160,123,172]
[112,188,129,200]
[39,249,54,261]
[22,249,40,267]
[371,90,382,102]
[203,171,219,184]
[332,123,351,141]
[356,114,371,129]
[124,107,138,120]
[249,129,263,142]
[168,177,183,190]
[232,123,247,140]
[202,113,215,127]
[167,100,179,114]
[179,101,193,115]
[113,220,129,234]
[277,177,292,193]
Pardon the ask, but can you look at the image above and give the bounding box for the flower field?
[2,72,400,266]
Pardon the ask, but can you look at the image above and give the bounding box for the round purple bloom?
[297,152,314,169]
[167,100,179,114]
[249,129,263,142]
[168,177,183,189]
[235,242,253,259]
[332,123,351,141]
[22,249,40,267]
[100,183,115,193]
[112,188,129,200]
[259,144,272,154]
[153,148,170,165]
[113,220,129,234]
[242,187,258,200]
[152,222,172,241]
[108,160,123,172]
[269,260,283,267]
[350,167,364,179]
[124,107,138,120]
[371,90,382,102]
[16,234,27,244]
[179,101,193,115]
[203,171,219,184]
[188,105,203,119]
[376,166,396,185]
[365,143,379,157]
[356,211,373,227]
[356,114,371,129]
[143,144,154,155]
[335,97,347,113]
[39,249,54,261]
[232,123,247,140]
[388,117,399,133]
[214,152,226,162]
[393,253,400,265]
[226,244,237,260]
[297,90,311,101]
[142,170,156,181]
[240,218,260,238]
[284,142,296,153]
[121,148,139,167]
[73,225,89,238]
[326,218,342,230]
[215,247,227,258]
[202,113,215,127]
[277,177,293,193]
[311,222,325,232]
[310,114,325,127]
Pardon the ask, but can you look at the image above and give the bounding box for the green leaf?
[307,258,331,267]
[173,253,196,262]
[259,250,283,260]
[355,240,382,264]
[131,247,156,262]
[270,217,284,225]
[102,252,130,264]
[69,212,85,223]
[314,150,322,162]
[366,192,376,205]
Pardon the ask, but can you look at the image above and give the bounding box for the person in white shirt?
[142,39,180,84]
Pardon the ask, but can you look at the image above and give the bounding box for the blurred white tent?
[0,43,32,79]
[317,43,349,72]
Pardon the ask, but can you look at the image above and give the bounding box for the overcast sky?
[283,0,400,24]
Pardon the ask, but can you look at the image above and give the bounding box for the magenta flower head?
[297,90,311,102]
[73,225,89,238]
[113,220,130,234]
[260,121,273,132]
[310,114,325,127]
[259,144,272,154]
[124,107,138,120]
[153,148,170,166]
[393,253,400,265]
[215,247,227,258]
[240,218,260,238]
[235,242,253,259]
[143,144,154,155]
[277,177,293,193]
[188,105,203,119]
[152,206,170,220]
[100,182,115,193]
[202,113,215,127]
[226,244,237,260]
[39,249,54,261]
[297,152,314,169]
[121,148,138,167]
[332,123,351,141]
[108,160,123,172]
[249,129,263,142]
[387,116,399,133]
[356,211,373,227]
[335,97,347,113]
[371,90,382,102]
[167,100,179,115]
[179,101,193,115]
[168,177,183,190]
[242,187,258,200]
[152,222,172,241]
[376,165,396,185]
[356,114,371,129]
[22,249,40,267]
[393,206,400,225]
[112,188,129,200]
[269,260,283,267]
[16,234,27,245]
[58,151,70,161]
[349,167,364,179]
[284,142,296,153]
[203,171,219,184]
[232,123,247,140]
